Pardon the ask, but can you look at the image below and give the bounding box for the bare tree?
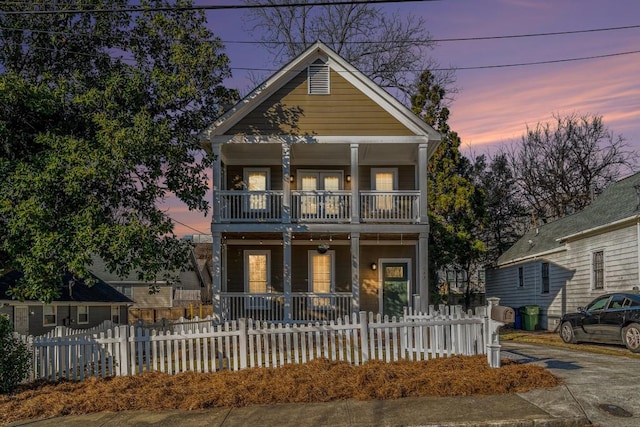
[509,113,637,223]
[243,0,452,100]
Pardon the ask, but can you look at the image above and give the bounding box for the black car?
[559,292,640,353]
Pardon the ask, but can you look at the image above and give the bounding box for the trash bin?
[513,307,522,330]
[520,305,539,331]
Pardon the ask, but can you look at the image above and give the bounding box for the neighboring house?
[200,41,442,322]
[486,172,640,330]
[438,267,486,308]
[0,270,131,336]
[90,244,209,310]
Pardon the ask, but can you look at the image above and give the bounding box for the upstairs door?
[299,171,343,218]
[379,259,411,318]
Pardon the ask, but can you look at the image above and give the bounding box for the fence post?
[359,311,369,363]
[118,325,129,376]
[238,318,248,369]
[485,297,501,368]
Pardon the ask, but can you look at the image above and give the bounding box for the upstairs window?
[308,60,330,95]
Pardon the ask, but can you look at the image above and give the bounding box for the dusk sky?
[166,0,640,236]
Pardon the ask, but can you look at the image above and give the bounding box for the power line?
[171,218,210,236]
[1,0,439,15]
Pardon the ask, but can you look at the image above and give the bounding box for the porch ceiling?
[220,143,418,166]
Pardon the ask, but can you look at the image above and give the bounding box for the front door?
[380,259,411,318]
[14,306,29,335]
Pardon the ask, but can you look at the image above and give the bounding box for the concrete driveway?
[503,341,640,427]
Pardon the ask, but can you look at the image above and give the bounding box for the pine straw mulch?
[0,355,560,425]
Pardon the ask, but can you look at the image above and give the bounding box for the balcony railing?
[291,190,351,222]
[220,292,352,323]
[216,190,420,223]
[360,191,419,223]
[219,190,283,222]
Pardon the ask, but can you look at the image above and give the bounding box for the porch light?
[289,175,295,183]
[370,262,377,271]
[346,175,351,182]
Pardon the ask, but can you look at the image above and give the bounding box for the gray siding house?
[486,172,640,330]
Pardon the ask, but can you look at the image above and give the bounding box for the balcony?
[218,191,420,223]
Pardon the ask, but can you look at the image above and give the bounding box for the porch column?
[418,232,429,312]
[351,232,360,314]
[212,231,223,321]
[282,141,291,224]
[283,229,292,322]
[350,144,360,223]
[418,143,428,223]
[212,142,222,224]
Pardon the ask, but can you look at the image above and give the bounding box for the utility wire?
[1,0,439,15]
[171,218,210,236]
[2,23,638,44]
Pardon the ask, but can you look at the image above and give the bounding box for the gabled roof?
[497,172,640,266]
[202,41,441,143]
[0,271,132,304]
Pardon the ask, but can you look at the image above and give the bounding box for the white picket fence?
[24,303,503,382]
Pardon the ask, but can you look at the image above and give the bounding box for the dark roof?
[0,270,133,304]
[498,172,640,265]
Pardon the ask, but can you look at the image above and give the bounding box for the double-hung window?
[244,168,270,212]
[111,306,120,324]
[372,168,397,211]
[245,250,271,309]
[43,305,57,326]
[77,305,89,324]
[308,250,335,308]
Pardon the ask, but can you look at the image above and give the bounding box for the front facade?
[486,173,640,330]
[201,42,441,322]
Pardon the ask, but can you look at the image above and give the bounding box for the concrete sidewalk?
[8,392,587,427]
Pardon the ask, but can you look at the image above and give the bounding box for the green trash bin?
[520,305,539,331]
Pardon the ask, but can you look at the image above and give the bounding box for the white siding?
[487,223,640,331]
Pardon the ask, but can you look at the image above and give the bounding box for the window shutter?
[308,64,330,94]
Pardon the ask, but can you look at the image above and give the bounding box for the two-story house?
[200,42,441,323]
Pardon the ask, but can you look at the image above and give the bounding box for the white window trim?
[243,167,271,212]
[111,305,120,324]
[297,170,344,190]
[308,250,335,308]
[43,305,57,327]
[244,250,271,310]
[592,249,605,290]
[371,168,398,191]
[77,305,89,324]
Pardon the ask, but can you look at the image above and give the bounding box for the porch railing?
[216,190,420,223]
[220,292,352,323]
[219,190,283,222]
[291,190,351,222]
[360,191,419,222]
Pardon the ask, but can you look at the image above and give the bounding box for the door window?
[381,260,410,318]
[372,168,397,211]
[244,168,269,211]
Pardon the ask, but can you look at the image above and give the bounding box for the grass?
[0,355,560,425]
[501,328,640,359]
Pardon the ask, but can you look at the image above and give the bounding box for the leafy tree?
[509,113,637,223]
[243,0,450,98]
[474,152,529,266]
[0,315,31,394]
[411,71,485,308]
[0,1,236,301]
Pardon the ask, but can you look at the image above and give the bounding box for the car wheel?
[560,321,576,344]
[623,323,640,353]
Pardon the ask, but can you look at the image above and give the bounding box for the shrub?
[0,314,31,394]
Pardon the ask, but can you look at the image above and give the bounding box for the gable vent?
[308,63,330,95]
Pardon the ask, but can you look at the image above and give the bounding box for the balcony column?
[418,232,429,312]
[350,144,359,223]
[351,232,360,314]
[282,141,291,224]
[212,142,222,224]
[283,229,292,322]
[418,143,428,223]
[212,231,223,321]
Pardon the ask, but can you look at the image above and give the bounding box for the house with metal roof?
[486,172,640,330]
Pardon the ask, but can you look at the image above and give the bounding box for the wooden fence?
[24,303,503,382]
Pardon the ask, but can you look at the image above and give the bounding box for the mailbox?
[491,305,515,323]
